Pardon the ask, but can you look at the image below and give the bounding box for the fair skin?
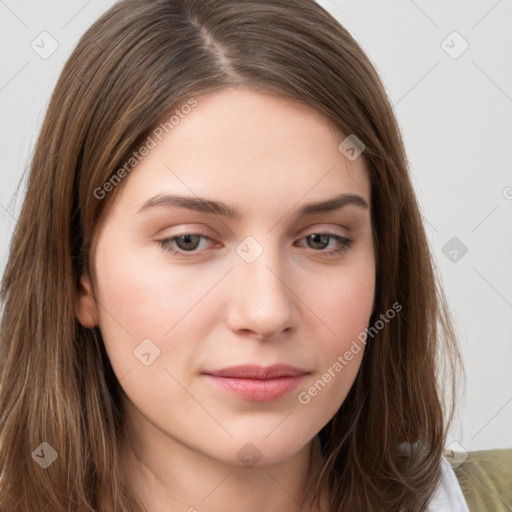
[76,87,375,512]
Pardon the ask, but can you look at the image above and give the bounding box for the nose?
[225,240,297,340]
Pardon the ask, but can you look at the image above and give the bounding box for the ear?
[75,267,99,328]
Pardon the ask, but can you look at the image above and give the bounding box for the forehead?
[104,87,370,219]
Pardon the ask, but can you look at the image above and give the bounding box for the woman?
[0,0,466,510]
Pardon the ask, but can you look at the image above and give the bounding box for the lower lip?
[204,374,306,402]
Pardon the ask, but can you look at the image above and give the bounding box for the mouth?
[202,364,309,402]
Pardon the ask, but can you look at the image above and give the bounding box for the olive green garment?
[452,449,512,512]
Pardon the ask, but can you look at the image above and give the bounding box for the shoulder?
[450,449,512,512]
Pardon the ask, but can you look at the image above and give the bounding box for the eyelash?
[157,232,354,259]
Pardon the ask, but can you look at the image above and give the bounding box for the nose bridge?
[235,235,289,302]
[228,234,295,336]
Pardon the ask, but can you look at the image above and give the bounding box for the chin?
[210,433,314,469]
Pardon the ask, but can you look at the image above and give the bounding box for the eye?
[157,232,354,259]
[294,233,354,257]
[158,233,213,257]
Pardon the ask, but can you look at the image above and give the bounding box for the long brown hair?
[0,0,462,510]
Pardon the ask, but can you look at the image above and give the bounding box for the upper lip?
[204,364,308,379]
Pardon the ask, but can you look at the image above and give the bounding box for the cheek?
[92,237,229,375]
[306,255,375,348]
[295,257,375,416]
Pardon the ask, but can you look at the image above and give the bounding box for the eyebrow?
[137,192,369,219]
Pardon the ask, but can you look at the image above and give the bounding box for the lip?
[203,364,309,402]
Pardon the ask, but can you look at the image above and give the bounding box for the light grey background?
[1,0,511,451]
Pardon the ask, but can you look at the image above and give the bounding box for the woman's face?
[77,87,375,467]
